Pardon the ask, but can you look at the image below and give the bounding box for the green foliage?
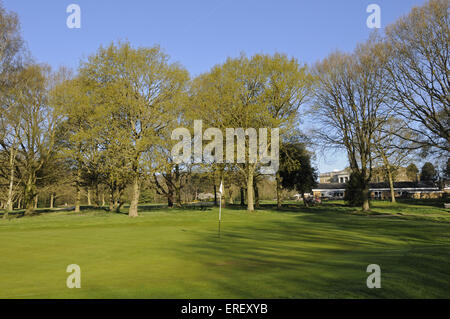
[190,53,313,211]
[51,41,190,215]
[0,1,23,89]
[344,172,365,207]
[406,163,419,182]
[279,142,318,195]
[421,162,437,182]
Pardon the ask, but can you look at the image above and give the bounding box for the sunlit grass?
[0,200,449,298]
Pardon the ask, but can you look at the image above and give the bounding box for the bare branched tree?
[312,38,392,211]
[384,0,449,154]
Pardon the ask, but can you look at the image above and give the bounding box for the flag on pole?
[218,180,223,238]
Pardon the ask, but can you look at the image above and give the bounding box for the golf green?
[0,201,449,298]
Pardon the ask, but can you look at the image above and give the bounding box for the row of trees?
[0,0,448,215]
[0,0,316,216]
[406,162,440,183]
[313,0,449,210]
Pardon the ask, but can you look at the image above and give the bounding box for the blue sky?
[3,0,427,173]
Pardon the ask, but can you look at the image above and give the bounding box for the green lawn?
[0,201,449,298]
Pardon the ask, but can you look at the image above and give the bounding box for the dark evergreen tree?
[279,143,318,207]
[421,162,437,182]
[344,172,365,207]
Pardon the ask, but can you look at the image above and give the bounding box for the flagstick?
[218,194,222,238]
[218,180,224,238]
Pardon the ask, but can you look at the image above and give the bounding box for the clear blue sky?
[3,0,427,173]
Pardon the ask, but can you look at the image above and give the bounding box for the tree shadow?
[171,207,450,298]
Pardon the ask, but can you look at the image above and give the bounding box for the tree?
[0,1,23,91]
[77,42,189,217]
[421,162,437,182]
[406,163,419,182]
[190,53,311,211]
[279,142,318,206]
[312,38,392,212]
[373,117,413,203]
[1,64,63,215]
[0,1,24,215]
[384,0,450,154]
[52,75,95,213]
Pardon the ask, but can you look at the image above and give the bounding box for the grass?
[0,200,449,299]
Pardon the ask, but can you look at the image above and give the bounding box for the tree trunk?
[6,144,15,213]
[276,172,282,209]
[387,168,396,203]
[4,146,14,218]
[175,165,182,207]
[228,187,234,205]
[167,192,174,208]
[109,190,114,212]
[115,200,123,213]
[129,175,140,217]
[75,185,81,213]
[240,188,245,206]
[109,184,117,212]
[221,186,226,208]
[175,184,182,207]
[34,195,38,209]
[102,193,105,207]
[87,188,91,206]
[213,184,218,206]
[362,185,370,212]
[247,168,254,212]
[254,183,260,208]
[50,193,54,209]
[94,183,100,207]
[75,169,81,213]
[24,174,36,216]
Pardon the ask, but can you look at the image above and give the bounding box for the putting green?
[0,201,449,298]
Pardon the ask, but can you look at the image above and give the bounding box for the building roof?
[313,183,347,190]
[313,181,438,191]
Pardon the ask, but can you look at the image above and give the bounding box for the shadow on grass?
[395,198,446,208]
[0,205,110,218]
[175,205,450,298]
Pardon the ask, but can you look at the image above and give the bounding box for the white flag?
[219,181,223,194]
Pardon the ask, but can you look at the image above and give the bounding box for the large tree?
[1,64,63,215]
[372,117,414,203]
[52,76,93,213]
[77,42,189,217]
[0,1,25,214]
[190,53,311,211]
[313,38,392,212]
[384,0,449,154]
